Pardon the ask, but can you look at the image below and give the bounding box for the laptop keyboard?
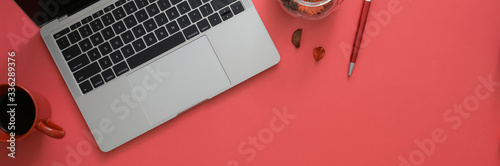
[52,0,245,94]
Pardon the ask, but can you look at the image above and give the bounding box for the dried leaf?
[313,47,326,61]
[292,29,302,48]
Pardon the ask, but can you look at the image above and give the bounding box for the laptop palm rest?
[126,36,230,126]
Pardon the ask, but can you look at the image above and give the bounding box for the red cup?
[0,84,65,142]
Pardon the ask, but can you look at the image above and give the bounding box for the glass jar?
[278,0,344,20]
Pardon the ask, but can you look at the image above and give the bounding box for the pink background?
[1,0,500,165]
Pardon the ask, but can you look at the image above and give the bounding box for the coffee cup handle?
[35,118,65,139]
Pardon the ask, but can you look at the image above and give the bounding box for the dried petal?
[313,47,326,61]
[292,29,302,48]
[298,4,325,16]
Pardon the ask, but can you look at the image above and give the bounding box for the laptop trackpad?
[126,36,230,125]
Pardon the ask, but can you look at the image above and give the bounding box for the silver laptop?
[15,0,279,152]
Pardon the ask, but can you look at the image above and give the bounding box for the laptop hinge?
[58,14,69,22]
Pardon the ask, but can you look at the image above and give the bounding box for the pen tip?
[348,62,355,76]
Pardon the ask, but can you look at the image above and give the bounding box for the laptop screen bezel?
[13,0,98,27]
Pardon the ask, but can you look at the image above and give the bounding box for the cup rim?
[295,0,332,7]
[0,84,39,142]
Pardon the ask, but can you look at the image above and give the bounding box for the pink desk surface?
[1,0,500,165]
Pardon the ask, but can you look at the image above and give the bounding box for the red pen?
[349,0,372,76]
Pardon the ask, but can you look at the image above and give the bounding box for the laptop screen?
[14,0,98,27]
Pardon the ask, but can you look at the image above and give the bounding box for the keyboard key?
[157,0,171,11]
[62,45,81,60]
[90,19,104,32]
[104,4,115,12]
[183,25,199,40]
[128,33,185,69]
[101,13,115,26]
[56,36,70,49]
[110,37,124,50]
[132,38,146,52]
[79,80,93,94]
[166,7,180,20]
[143,33,157,46]
[112,7,126,20]
[90,32,104,46]
[70,22,82,30]
[121,30,135,44]
[202,0,210,3]
[124,1,138,14]
[115,0,124,6]
[74,62,100,83]
[199,4,214,17]
[188,0,203,8]
[102,69,116,82]
[177,1,191,15]
[208,13,222,26]
[90,74,105,88]
[230,1,244,15]
[166,21,180,34]
[188,9,202,23]
[177,15,191,29]
[78,25,93,38]
[124,15,138,28]
[144,19,157,32]
[154,27,168,40]
[67,31,82,44]
[99,56,113,69]
[81,16,93,24]
[78,38,93,52]
[99,42,113,55]
[110,51,124,64]
[121,45,135,58]
[112,21,126,34]
[132,24,146,37]
[171,0,182,5]
[135,9,149,22]
[113,61,130,76]
[135,0,149,8]
[102,27,115,40]
[197,19,211,32]
[219,7,233,21]
[87,48,101,61]
[211,0,235,11]
[154,13,168,26]
[54,28,70,39]
[68,54,90,72]
[146,3,160,16]
[92,10,104,18]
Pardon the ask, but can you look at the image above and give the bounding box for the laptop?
[14,0,280,152]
